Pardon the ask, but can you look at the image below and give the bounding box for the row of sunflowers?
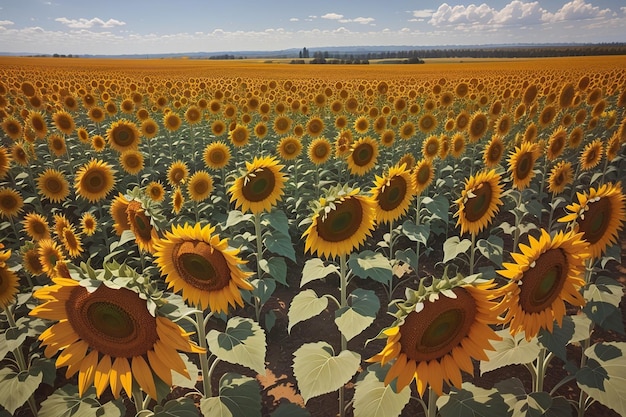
[0,56,625,417]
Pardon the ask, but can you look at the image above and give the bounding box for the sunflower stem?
[132,385,146,412]
[253,213,263,323]
[194,310,213,398]
[469,232,477,275]
[533,347,547,392]
[577,337,591,417]
[426,387,438,417]
[537,154,549,225]
[512,191,523,253]
[339,252,348,417]
[415,194,421,278]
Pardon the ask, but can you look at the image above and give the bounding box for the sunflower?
[353,116,370,134]
[37,239,66,277]
[77,127,90,144]
[306,117,325,138]
[187,171,213,202]
[11,142,29,166]
[203,141,231,170]
[107,119,141,153]
[167,160,189,187]
[568,127,584,149]
[60,225,84,258]
[211,120,227,137]
[559,182,626,259]
[451,133,466,158]
[0,246,19,307]
[411,158,434,195]
[163,112,182,132]
[455,169,503,236]
[2,116,23,140]
[110,193,131,236]
[138,118,158,139]
[23,212,51,241]
[498,229,589,340]
[22,244,44,276]
[538,105,558,128]
[277,136,302,161]
[483,135,505,168]
[606,132,621,162]
[229,156,286,215]
[29,278,203,399]
[36,168,69,204]
[80,212,98,236]
[91,135,106,152]
[229,124,250,148]
[508,142,540,190]
[185,105,202,125]
[367,273,504,395]
[455,111,470,131]
[307,137,332,165]
[126,200,159,253]
[468,112,489,142]
[398,153,416,171]
[172,187,185,215]
[0,146,11,179]
[52,110,75,135]
[399,121,416,140]
[0,187,23,219]
[303,186,376,259]
[347,136,379,177]
[380,129,395,147]
[28,111,48,139]
[88,107,106,124]
[75,159,116,203]
[495,114,512,137]
[273,115,292,135]
[146,181,166,203]
[579,139,603,171]
[371,164,414,224]
[547,126,567,161]
[47,134,67,157]
[422,135,440,161]
[253,122,268,140]
[153,223,253,313]
[547,161,573,195]
[53,213,72,238]
[119,150,145,175]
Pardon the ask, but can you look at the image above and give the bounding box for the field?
[0,55,625,417]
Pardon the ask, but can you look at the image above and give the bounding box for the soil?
[14,229,626,417]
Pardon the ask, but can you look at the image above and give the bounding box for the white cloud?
[321,13,344,20]
[493,1,545,25]
[544,0,611,22]
[339,17,375,25]
[0,20,14,26]
[412,9,435,19]
[429,3,496,26]
[289,18,299,22]
[55,17,126,29]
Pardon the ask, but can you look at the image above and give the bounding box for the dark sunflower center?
[516,153,533,180]
[426,142,438,157]
[210,150,225,164]
[489,144,503,162]
[130,211,152,241]
[400,287,476,362]
[577,198,610,245]
[193,180,209,195]
[67,285,158,358]
[114,127,133,146]
[45,178,62,193]
[353,143,374,167]
[464,182,492,223]
[1,195,17,210]
[316,197,364,243]
[85,171,104,192]
[173,241,231,291]
[378,176,407,211]
[314,144,328,158]
[241,167,276,203]
[519,248,568,313]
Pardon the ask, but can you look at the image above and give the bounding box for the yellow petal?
[78,349,98,397]
[132,355,157,400]
[94,354,112,398]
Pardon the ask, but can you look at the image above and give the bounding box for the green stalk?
[253,213,263,322]
[469,231,477,275]
[195,311,212,398]
[415,194,422,278]
[132,384,146,413]
[338,252,348,417]
[533,348,547,392]
[426,387,438,417]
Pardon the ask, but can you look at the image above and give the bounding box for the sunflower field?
[0,55,625,417]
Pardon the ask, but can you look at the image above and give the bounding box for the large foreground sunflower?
[559,182,626,259]
[303,186,376,259]
[229,156,286,215]
[454,169,503,236]
[153,223,253,313]
[371,163,414,224]
[367,273,504,395]
[30,276,203,399]
[498,229,590,339]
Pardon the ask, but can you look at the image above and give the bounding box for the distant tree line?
[208,54,244,60]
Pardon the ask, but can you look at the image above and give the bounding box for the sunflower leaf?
[0,368,42,415]
[437,381,509,417]
[401,220,430,245]
[334,289,380,341]
[394,248,418,273]
[207,317,267,375]
[476,235,503,266]
[538,316,575,361]
[39,386,125,417]
[263,210,290,237]
[148,397,199,417]
[349,250,392,284]
[200,373,261,417]
[264,230,296,262]
[288,289,328,333]
[270,402,311,417]
[259,256,287,286]
[300,258,339,287]
[171,353,199,389]
[292,341,360,403]
[353,363,411,417]
[480,329,542,375]
[224,210,253,230]
[422,195,450,223]
[443,236,472,264]
[577,342,626,416]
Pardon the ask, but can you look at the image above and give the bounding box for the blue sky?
[0,0,624,55]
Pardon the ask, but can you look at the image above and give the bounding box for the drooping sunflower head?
[307,137,332,165]
[498,229,590,339]
[0,246,19,307]
[303,185,376,259]
[228,156,286,215]
[125,198,160,254]
[559,182,626,259]
[454,169,503,236]
[172,187,185,215]
[107,119,141,153]
[0,146,11,180]
[347,136,379,177]
[367,272,504,395]
[29,266,204,400]
[22,242,44,276]
[74,159,116,203]
[507,141,540,190]
[60,225,84,258]
[110,193,131,236]
[153,223,253,313]
[371,163,414,224]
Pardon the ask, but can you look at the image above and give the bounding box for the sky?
[0,0,624,55]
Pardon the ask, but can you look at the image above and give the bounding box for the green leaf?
[200,373,261,417]
[476,235,503,266]
[300,258,339,287]
[171,353,199,389]
[570,313,593,343]
[422,195,449,222]
[401,220,429,245]
[512,392,552,417]
[577,342,626,416]
[394,248,418,272]
[251,278,276,305]
[225,210,253,229]
[443,236,472,264]
[264,231,296,262]
[538,316,575,361]
[349,250,392,284]
[583,277,625,333]
[292,342,361,403]
[263,210,290,237]
[0,368,42,414]
[259,257,287,285]
[0,328,27,361]
[437,381,509,417]
[288,289,328,333]
[148,398,199,417]
[480,329,541,375]
[584,276,623,307]
[207,317,266,375]
[353,364,411,417]
[335,289,380,342]
[544,396,573,417]
[270,402,311,417]
[39,386,125,417]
